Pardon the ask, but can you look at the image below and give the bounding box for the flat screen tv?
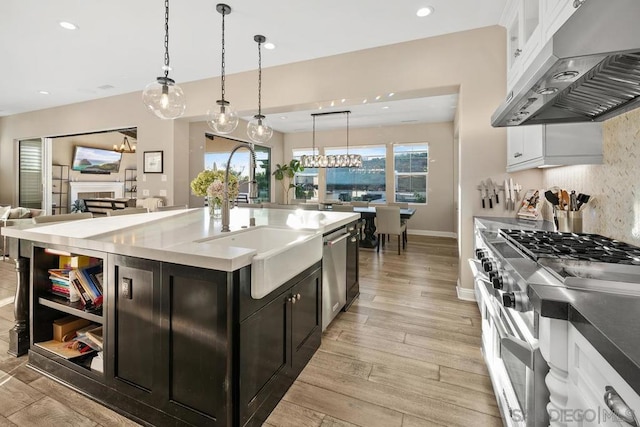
[72,146,122,173]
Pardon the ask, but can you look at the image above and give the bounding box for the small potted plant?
[272,160,303,204]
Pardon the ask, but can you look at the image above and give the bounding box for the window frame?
[393,142,428,205]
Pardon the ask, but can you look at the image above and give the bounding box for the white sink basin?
[200,226,322,299]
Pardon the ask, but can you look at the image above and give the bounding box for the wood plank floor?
[0,236,501,426]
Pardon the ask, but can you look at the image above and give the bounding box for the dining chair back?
[374,206,406,255]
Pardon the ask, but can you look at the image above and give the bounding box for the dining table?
[352,206,416,248]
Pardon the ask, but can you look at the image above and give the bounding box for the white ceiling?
[0,0,506,126]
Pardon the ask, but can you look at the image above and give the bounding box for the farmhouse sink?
[200,226,323,299]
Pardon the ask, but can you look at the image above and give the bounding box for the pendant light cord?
[257,39,262,116]
[312,115,317,156]
[220,7,227,102]
[163,0,170,78]
[346,111,350,155]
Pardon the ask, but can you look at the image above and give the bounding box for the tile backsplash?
[542,107,640,245]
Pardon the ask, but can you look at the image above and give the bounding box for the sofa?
[1,205,46,256]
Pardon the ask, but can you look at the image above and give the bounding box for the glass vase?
[208,197,222,219]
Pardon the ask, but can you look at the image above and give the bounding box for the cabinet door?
[507,126,525,167]
[520,0,542,71]
[160,263,231,426]
[522,124,544,161]
[239,291,290,426]
[109,255,160,402]
[345,231,359,309]
[290,268,322,375]
[505,2,522,90]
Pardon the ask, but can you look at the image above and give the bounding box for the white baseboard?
[456,279,476,301]
[408,229,457,239]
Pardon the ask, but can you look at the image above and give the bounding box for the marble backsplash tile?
[542,108,640,245]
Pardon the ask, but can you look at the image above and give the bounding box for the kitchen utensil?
[480,181,487,208]
[487,179,494,208]
[509,178,515,210]
[544,190,560,230]
[570,190,578,211]
[493,181,499,204]
[561,190,570,211]
[504,178,511,210]
[577,193,591,210]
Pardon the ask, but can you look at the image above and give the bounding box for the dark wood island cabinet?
[27,242,322,427]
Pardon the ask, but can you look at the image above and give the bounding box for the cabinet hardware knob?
[514,152,523,158]
[514,49,522,58]
[296,293,301,300]
[350,237,357,243]
[604,386,639,426]
[287,297,293,303]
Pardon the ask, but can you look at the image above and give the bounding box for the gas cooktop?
[499,229,640,265]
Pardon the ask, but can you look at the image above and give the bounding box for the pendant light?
[142,0,186,120]
[207,4,239,134]
[300,111,362,168]
[247,35,273,143]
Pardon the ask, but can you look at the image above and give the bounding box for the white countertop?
[2,207,359,271]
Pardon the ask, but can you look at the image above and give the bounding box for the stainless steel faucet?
[222,143,257,232]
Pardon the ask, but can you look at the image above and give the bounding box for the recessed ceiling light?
[375,95,381,100]
[331,101,335,107]
[264,42,275,50]
[341,98,346,103]
[388,92,395,97]
[362,99,368,104]
[59,21,78,30]
[280,116,287,120]
[382,106,390,109]
[416,6,434,17]
[38,90,50,95]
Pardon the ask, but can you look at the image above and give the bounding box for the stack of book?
[69,264,104,308]
[48,261,104,309]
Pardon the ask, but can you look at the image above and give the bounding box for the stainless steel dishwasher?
[322,227,349,330]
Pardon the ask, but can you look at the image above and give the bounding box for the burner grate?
[499,229,640,265]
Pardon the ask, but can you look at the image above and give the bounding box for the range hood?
[492,0,640,127]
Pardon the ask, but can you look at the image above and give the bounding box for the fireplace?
[70,182,125,202]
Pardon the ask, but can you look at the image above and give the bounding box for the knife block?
[556,210,582,233]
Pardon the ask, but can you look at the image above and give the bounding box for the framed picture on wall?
[143,151,163,174]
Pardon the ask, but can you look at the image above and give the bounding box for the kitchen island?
[2,207,360,427]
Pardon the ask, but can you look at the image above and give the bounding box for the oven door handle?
[493,312,535,369]
[501,336,535,370]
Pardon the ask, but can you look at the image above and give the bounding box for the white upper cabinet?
[502,0,542,91]
[506,122,602,172]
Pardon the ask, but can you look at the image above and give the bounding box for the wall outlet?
[159,189,167,197]
[161,174,167,182]
[142,189,150,196]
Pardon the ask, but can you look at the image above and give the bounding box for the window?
[326,146,386,203]
[292,149,318,200]
[394,143,428,204]
[204,145,271,202]
[19,139,43,209]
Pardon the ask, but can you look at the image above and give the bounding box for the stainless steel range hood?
[492,0,640,127]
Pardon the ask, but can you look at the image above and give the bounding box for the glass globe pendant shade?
[142,77,186,120]
[207,100,239,134]
[247,114,273,143]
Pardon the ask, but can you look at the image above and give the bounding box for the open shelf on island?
[38,294,103,324]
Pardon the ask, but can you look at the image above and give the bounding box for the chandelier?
[300,110,362,168]
[113,136,136,154]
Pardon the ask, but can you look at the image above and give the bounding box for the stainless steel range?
[470,222,640,427]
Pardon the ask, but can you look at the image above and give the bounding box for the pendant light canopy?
[207,3,239,134]
[300,111,363,168]
[142,0,186,120]
[247,35,273,143]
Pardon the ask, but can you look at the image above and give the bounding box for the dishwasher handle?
[324,233,350,246]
